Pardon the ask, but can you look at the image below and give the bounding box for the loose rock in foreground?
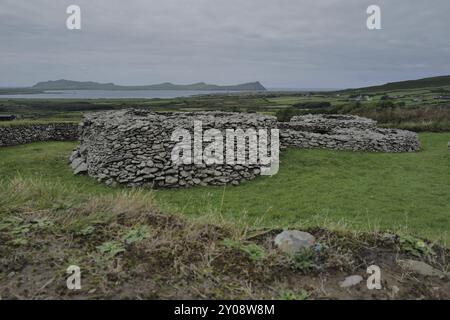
[339,275,364,288]
[274,230,316,254]
[397,259,446,278]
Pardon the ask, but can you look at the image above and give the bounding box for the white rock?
[70,157,84,170]
[339,275,363,288]
[274,230,315,254]
[73,162,87,175]
[165,176,178,184]
[69,150,79,162]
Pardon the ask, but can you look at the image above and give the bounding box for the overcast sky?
[1,0,449,88]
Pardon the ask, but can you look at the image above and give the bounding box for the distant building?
[0,114,16,121]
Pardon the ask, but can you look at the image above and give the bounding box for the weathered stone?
[73,162,87,175]
[274,230,316,254]
[397,259,446,277]
[70,157,84,170]
[339,275,364,288]
[165,176,178,185]
[0,123,78,148]
[69,150,79,162]
[139,167,158,175]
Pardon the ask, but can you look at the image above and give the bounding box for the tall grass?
[356,106,450,131]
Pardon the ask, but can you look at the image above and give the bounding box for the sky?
[1,0,450,89]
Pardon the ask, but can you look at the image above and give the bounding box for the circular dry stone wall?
[0,123,78,147]
[280,114,421,152]
[70,110,421,188]
[70,109,278,188]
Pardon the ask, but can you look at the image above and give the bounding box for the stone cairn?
[70,110,421,188]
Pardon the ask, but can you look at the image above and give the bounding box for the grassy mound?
[0,177,448,299]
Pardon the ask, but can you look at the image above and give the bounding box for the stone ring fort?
[0,110,421,188]
[68,110,420,188]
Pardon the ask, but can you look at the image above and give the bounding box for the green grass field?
[1,133,449,243]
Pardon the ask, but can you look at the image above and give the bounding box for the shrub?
[222,238,266,262]
[292,101,331,109]
[122,225,151,245]
[399,235,435,257]
[97,241,126,257]
[356,106,450,131]
[377,100,395,109]
[275,108,299,122]
[289,248,316,272]
[279,289,310,300]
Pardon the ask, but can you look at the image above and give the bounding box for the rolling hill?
[348,75,450,92]
[32,79,267,91]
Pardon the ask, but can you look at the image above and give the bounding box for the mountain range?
[32,80,267,91]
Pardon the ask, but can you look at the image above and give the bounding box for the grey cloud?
[0,0,449,88]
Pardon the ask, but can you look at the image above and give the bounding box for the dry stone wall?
[280,114,421,152]
[289,114,377,131]
[70,110,421,188]
[0,111,422,183]
[0,123,78,147]
[70,110,277,188]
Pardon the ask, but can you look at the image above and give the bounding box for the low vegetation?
[1,176,449,299]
